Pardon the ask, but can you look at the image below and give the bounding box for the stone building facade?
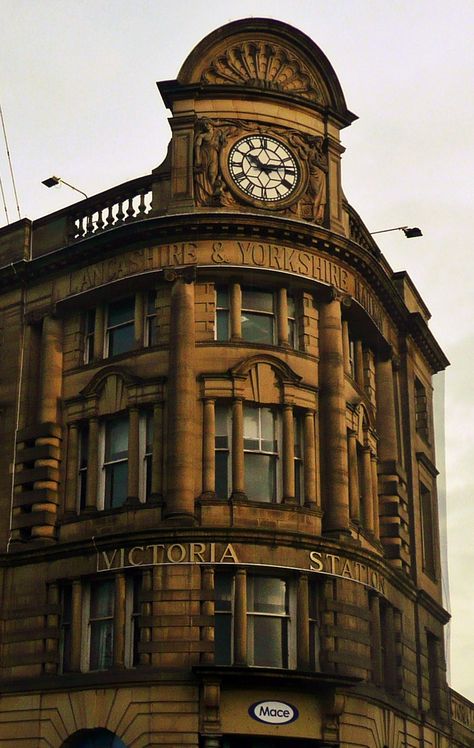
[0,17,472,748]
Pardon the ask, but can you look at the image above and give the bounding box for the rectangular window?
[287,295,298,349]
[214,572,234,665]
[84,309,95,364]
[78,424,89,511]
[103,417,129,509]
[141,411,153,501]
[215,287,230,341]
[215,404,231,499]
[247,576,290,667]
[106,297,135,357]
[244,405,278,502]
[294,412,304,504]
[309,582,320,670]
[146,291,157,347]
[59,584,72,673]
[88,579,115,671]
[420,482,436,578]
[241,289,275,344]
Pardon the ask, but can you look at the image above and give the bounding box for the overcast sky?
[0,0,472,700]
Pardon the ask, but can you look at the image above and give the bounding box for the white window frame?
[243,404,281,502]
[98,416,129,511]
[81,579,115,672]
[246,574,296,668]
[241,288,276,345]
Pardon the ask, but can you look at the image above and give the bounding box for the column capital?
[164,266,197,284]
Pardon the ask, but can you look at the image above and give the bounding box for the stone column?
[70,579,82,672]
[282,404,295,503]
[303,410,317,508]
[361,446,374,533]
[371,452,379,538]
[231,398,245,500]
[234,569,247,665]
[297,574,310,670]
[347,430,360,523]
[318,293,350,534]
[375,357,398,464]
[342,320,351,376]
[113,573,126,668]
[202,398,216,498]
[166,272,196,522]
[64,423,79,514]
[354,340,364,389]
[127,407,140,502]
[85,417,99,511]
[230,283,242,340]
[277,287,289,346]
[151,402,163,498]
[200,567,214,664]
[38,315,63,424]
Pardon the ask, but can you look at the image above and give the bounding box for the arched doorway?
[61,728,127,748]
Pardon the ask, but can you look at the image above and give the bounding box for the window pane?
[243,406,259,441]
[105,462,128,507]
[215,452,229,499]
[108,297,135,326]
[250,616,287,667]
[215,573,233,611]
[106,418,128,460]
[242,290,273,313]
[216,309,229,340]
[260,408,276,449]
[90,580,114,618]
[215,405,230,439]
[251,577,287,614]
[108,323,135,356]
[287,296,295,318]
[90,620,114,670]
[241,312,273,343]
[216,288,229,308]
[215,614,232,665]
[245,453,275,501]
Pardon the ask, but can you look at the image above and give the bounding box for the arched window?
[62,728,127,748]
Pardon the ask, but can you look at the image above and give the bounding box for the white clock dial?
[228,135,299,202]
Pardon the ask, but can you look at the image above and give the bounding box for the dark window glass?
[89,580,114,671]
[146,291,157,346]
[215,405,230,498]
[214,573,233,665]
[287,295,298,349]
[241,289,275,344]
[216,287,230,341]
[420,482,436,578]
[104,417,129,508]
[84,309,95,364]
[107,297,135,357]
[78,424,89,510]
[131,575,141,667]
[309,583,320,670]
[60,584,72,673]
[144,412,153,500]
[294,413,303,504]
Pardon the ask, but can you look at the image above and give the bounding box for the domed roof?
[176,18,356,125]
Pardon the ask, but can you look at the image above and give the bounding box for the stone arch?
[230,354,301,405]
[61,727,128,748]
[80,366,143,416]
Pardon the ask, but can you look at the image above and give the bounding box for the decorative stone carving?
[193,117,328,225]
[200,41,325,104]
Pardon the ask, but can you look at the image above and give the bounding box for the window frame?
[83,578,115,672]
[105,296,136,358]
[99,415,129,510]
[243,404,280,503]
[241,288,276,345]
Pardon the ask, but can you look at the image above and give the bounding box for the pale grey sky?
[0,0,472,699]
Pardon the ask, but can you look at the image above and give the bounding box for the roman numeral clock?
[227,134,300,204]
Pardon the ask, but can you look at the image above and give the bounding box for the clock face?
[228,135,299,202]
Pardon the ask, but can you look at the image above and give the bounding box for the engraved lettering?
[309,550,324,571]
[128,546,145,566]
[101,549,117,570]
[190,543,207,563]
[219,543,239,563]
[167,543,187,563]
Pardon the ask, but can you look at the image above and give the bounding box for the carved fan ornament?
[200,41,325,104]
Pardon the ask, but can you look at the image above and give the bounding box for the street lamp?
[42,176,88,199]
[370,226,423,238]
